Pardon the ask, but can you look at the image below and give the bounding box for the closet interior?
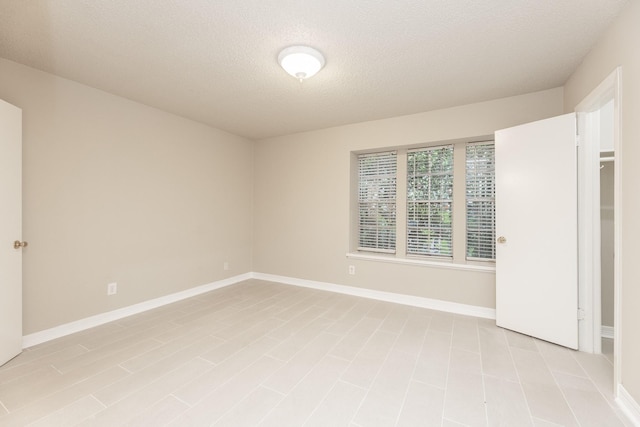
[599,99,614,360]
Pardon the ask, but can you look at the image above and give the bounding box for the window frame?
[351,137,495,270]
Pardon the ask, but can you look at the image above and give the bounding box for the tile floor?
[0,279,631,426]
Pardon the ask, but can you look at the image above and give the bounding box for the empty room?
[1,0,639,425]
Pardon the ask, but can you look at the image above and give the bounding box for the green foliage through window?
[407,146,454,257]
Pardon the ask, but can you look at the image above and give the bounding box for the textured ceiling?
[0,0,628,140]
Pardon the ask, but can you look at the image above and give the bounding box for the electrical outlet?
[223,261,229,271]
[348,265,356,275]
[107,282,117,295]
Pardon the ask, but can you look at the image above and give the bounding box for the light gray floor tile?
[263,332,342,394]
[573,350,617,404]
[214,386,285,427]
[396,380,445,427]
[330,316,384,361]
[554,371,626,427]
[412,329,452,389]
[259,355,350,426]
[484,375,533,427]
[450,347,482,374]
[78,357,212,427]
[429,312,455,334]
[533,417,567,426]
[266,316,336,362]
[167,356,284,426]
[505,329,539,352]
[479,326,519,381]
[304,380,367,427]
[520,381,579,427]
[29,395,105,427]
[123,395,189,427]
[452,316,480,353]
[537,340,588,378]
[352,347,419,426]
[173,335,279,405]
[0,344,88,385]
[93,335,221,406]
[0,366,129,426]
[340,329,398,389]
[0,279,628,427]
[378,304,410,334]
[443,368,488,426]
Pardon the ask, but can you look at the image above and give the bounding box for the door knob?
[13,240,28,249]
[497,236,507,244]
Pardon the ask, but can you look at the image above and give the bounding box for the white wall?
[0,58,254,334]
[564,0,640,407]
[600,100,615,152]
[253,88,564,309]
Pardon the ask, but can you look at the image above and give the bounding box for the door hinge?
[576,136,580,147]
[577,309,586,320]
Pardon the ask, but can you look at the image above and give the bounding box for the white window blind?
[358,151,397,252]
[466,142,496,260]
[407,146,453,257]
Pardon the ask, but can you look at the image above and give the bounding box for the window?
[407,146,454,257]
[466,142,496,260]
[357,151,397,252]
[353,139,495,267]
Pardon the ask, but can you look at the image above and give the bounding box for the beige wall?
[0,56,563,334]
[564,0,640,404]
[253,88,564,308]
[0,59,254,334]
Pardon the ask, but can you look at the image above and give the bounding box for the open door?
[0,99,23,365]
[495,113,578,349]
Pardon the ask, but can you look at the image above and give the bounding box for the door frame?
[575,67,621,383]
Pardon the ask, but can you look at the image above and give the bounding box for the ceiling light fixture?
[278,46,326,81]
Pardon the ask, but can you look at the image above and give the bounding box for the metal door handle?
[497,236,507,244]
[13,240,28,249]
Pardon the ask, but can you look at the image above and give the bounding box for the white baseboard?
[251,272,496,319]
[22,271,496,349]
[22,273,252,349]
[602,325,615,339]
[617,384,640,426]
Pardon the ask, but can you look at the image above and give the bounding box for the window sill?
[346,252,496,273]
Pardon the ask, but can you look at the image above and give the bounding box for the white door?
[495,113,578,349]
[0,99,23,365]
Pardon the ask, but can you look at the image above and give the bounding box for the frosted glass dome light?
[278,46,326,81]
